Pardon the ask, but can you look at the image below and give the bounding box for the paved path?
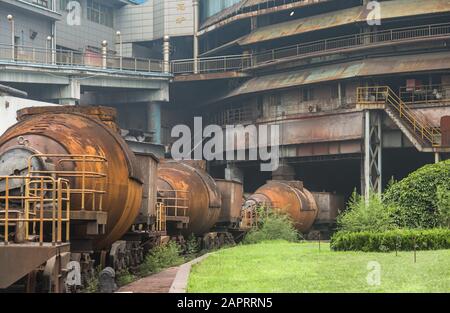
[117,267,179,293]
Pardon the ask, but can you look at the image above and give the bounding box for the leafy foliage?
[116,269,137,287]
[331,228,450,252]
[185,233,200,257]
[139,241,184,276]
[437,185,450,228]
[383,160,450,228]
[243,211,300,244]
[337,191,396,232]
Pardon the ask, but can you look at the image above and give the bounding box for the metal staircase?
[357,86,442,152]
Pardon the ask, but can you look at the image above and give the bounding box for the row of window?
[59,0,114,28]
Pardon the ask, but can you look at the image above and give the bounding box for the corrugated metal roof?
[200,0,332,30]
[218,52,450,100]
[239,0,450,46]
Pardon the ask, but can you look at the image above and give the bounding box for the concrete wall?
[0,4,53,49]
[116,0,154,43]
[56,0,116,51]
[0,96,57,135]
[117,0,194,44]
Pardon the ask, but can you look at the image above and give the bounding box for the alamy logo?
[366,261,381,286]
[171,118,280,172]
[366,1,381,26]
[66,1,82,26]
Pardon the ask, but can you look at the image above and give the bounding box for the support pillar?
[435,153,441,164]
[147,102,162,144]
[364,110,383,198]
[225,164,244,184]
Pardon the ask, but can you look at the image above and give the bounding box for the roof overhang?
[238,0,450,46]
[215,51,450,102]
[0,0,61,20]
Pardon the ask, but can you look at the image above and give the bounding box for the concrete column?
[225,164,244,184]
[40,79,80,105]
[163,36,171,74]
[435,153,441,164]
[192,0,199,74]
[147,102,162,144]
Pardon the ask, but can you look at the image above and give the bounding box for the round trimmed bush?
[383,160,450,229]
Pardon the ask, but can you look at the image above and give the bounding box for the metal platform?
[0,242,70,289]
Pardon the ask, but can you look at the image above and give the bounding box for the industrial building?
[1,0,450,200]
[0,0,450,293]
[167,0,450,202]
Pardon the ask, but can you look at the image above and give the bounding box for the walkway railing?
[357,86,442,147]
[0,44,164,73]
[399,83,450,105]
[172,22,450,74]
[0,176,70,245]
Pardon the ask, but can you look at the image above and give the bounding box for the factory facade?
[1,0,450,202]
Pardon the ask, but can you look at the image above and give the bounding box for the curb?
[169,253,210,293]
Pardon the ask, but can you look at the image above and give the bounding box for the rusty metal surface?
[157,160,221,236]
[0,243,70,289]
[200,0,333,32]
[239,0,450,46]
[246,180,318,233]
[312,192,345,224]
[215,179,244,224]
[0,106,143,250]
[219,52,450,101]
[134,153,159,224]
[281,111,364,145]
[441,116,450,146]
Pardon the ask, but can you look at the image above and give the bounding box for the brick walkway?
[117,267,179,293]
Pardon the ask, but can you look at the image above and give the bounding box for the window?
[87,0,114,28]
[33,0,49,8]
[301,88,314,102]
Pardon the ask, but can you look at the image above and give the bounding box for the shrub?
[384,160,450,229]
[139,241,184,276]
[331,228,450,252]
[437,186,450,228]
[185,233,200,257]
[116,269,136,287]
[243,212,299,244]
[337,191,396,232]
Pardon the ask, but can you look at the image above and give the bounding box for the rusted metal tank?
[215,179,243,229]
[133,153,159,225]
[0,106,143,249]
[244,180,318,233]
[157,160,221,235]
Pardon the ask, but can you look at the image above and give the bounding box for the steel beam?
[364,110,383,198]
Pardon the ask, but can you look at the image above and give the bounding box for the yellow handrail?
[357,86,441,147]
[0,176,70,245]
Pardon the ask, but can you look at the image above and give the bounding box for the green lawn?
[188,241,450,293]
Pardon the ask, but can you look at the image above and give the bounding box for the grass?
[187,240,450,293]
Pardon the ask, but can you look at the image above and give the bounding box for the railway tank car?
[156,160,222,236]
[243,180,319,233]
[0,106,145,291]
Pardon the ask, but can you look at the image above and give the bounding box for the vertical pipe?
[364,110,371,200]
[193,0,199,74]
[52,20,57,64]
[4,178,9,245]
